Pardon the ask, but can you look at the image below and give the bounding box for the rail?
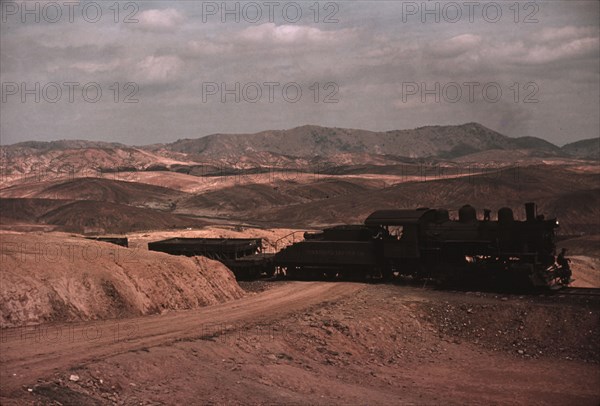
[555,287,600,297]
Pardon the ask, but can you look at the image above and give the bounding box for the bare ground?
[1,282,598,405]
[569,256,600,288]
[0,232,243,328]
[1,226,599,405]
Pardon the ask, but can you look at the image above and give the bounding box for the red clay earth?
[1,282,598,405]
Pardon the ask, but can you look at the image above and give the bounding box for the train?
[147,202,571,289]
[274,202,570,288]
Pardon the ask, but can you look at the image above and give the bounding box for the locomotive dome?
[458,205,477,222]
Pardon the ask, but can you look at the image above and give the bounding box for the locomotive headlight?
[556,220,559,226]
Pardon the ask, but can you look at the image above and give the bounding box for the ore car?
[148,237,275,280]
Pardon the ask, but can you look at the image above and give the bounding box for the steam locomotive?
[274,203,570,288]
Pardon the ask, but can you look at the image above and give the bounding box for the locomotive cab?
[364,209,437,268]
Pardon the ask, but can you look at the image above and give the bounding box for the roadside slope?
[0,232,243,328]
[0,282,360,398]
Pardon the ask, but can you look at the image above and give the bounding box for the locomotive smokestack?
[525,202,536,221]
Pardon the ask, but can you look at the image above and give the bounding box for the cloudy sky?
[1,0,598,146]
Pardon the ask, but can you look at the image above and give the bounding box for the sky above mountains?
[1,1,598,146]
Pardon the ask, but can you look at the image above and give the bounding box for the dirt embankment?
[557,235,600,288]
[0,232,244,328]
[568,255,600,287]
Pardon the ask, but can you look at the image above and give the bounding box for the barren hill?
[2,164,597,235]
[562,138,600,160]
[186,165,599,235]
[1,123,598,237]
[0,232,243,327]
[157,123,562,161]
[0,177,184,209]
[0,144,195,188]
[2,124,594,188]
[0,198,205,234]
[176,179,370,216]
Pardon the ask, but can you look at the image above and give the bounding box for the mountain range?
[1,122,598,235]
[152,122,569,159]
[3,123,598,168]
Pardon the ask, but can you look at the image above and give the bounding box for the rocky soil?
[7,283,598,406]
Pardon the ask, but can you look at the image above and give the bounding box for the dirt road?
[2,282,599,405]
[0,282,360,399]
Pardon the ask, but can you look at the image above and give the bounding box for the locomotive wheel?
[340,270,367,282]
[381,268,394,282]
[285,267,301,280]
[296,268,310,281]
[296,267,314,281]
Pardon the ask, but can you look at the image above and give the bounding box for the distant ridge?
[562,138,600,160]
[153,122,563,160]
[3,123,595,156]
[6,140,127,150]
[1,124,597,175]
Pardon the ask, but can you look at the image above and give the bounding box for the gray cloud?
[1,1,598,146]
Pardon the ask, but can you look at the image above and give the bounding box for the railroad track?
[556,287,600,297]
